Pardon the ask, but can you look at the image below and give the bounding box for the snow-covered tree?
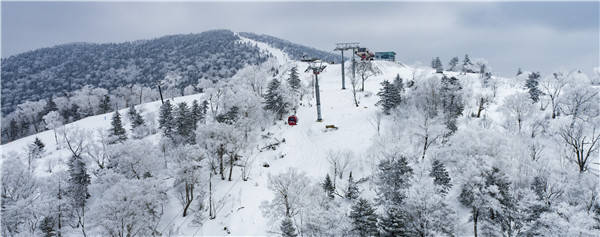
[109,110,127,143]
[525,72,543,103]
[440,75,464,134]
[43,111,63,147]
[430,159,452,194]
[174,102,194,144]
[280,217,298,237]
[501,92,534,133]
[447,57,459,71]
[349,198,378,236]
[67,153,91,237]
[1,156,40,236]
[287,66,301,92]
[375,155,413,206]
[345,172,360,200]
[158,100,175,139]
[462,54,476,73]
[171,144,206,217]
[262,168,311,219]
[539,72,569,119]
[89,176,167,236]
[432,57,443,73]
[356,61,381,91]
[264,79,289,120]
[322,174,335,199]
[376,80,402,114]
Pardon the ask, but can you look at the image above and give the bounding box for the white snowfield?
[2,38,579,236]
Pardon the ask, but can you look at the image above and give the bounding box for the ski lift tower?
[334,42,359,90]
[302,57,327,122]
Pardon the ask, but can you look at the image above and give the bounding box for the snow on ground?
[1,38,517,235]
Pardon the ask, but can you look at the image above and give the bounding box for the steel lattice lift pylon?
[334,42,360,90]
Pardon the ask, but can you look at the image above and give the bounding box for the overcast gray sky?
[2,1,598,77]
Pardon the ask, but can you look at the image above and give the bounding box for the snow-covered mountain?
[2,35,599,237]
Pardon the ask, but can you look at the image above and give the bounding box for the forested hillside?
[239,32,339,63]
[0,29,267,115]
[1,30,339,143]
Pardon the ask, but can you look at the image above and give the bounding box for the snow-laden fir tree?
[349,198,379,237]
[393,74,404,95]
[462,54,475,73]
[175,102,193,143]
[264,79,289,120]
[39,216,56,237]
[440,75,464,134]
[287,66,301,91]
[34,137,45,152]
[99,95,111,114]
[322,174,335,199]
[110,110,127,143]
[526,72,543,103]
[375,155,413,206]
[127,105,145,129]
[448,56,459,71]
[280,217,298,237]
[216,106,240,125]
[346,172,360,200]
[158,100,175,138]
[67,154,91,236]
[190,100,206,130]
[516,68,523,76]
[378,207,411,237]
[432,57,443,73]
[429,159,452,195]
[27,137,45,169]
[41,96,58,118]
[376,80,402,115]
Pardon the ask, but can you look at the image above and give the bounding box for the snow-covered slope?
[3,37,560,236]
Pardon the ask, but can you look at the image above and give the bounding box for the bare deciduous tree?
[559,121,600,173]
[355,61,381,92]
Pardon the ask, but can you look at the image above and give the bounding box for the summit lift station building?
[374,52,396,61]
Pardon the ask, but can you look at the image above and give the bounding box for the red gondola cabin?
[288,115,298,126]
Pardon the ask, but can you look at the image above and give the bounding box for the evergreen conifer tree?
[322,174,335,199]
[378,207,411,237]
[448,57,459,71]
[280,217,298,237]
[40,96,58,119]
[127,105,145,129]
[264,79,288,120]
[39,216,57,237]
[175,102,193,143]
[67,154,91,230]
[462,54,474,73]
[393,74,404,95]
[110,110,127,143]
[441,75,464,134]
[516,68,523,76]
[159,100,175,138]
[346,172,360,200]
[526,72,542,103]
[191,100,205,130]
[433,57,443,73]
[430,159,452,195]
[287,66,301,91]
[99,95,111,114]
[349,198,379,236]
[376,80,402,115]
[34,137,45,152]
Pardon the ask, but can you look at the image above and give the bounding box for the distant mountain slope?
[1,30,269,115]
[239,32,339,63]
